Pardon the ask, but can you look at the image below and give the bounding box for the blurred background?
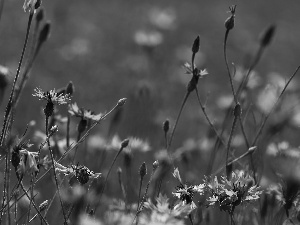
[0,0,299,148]
[0,0,300,224]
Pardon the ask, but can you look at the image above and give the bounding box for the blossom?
[33,88,71,105]
[205,171,262,214]
[23,0,41,13]
[183,62,208,77]
[68,102,103,121]
[55,162,101,185]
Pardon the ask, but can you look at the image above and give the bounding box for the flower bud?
[163,119,169,134]
[233,103,241,117]
[121,139,129,149]
[65,81,74,96]
[139,162,147,179]
[192,35,200,54]
[117,98,127,107]
[34,0,42,10]
[260,25,276,47]
[225,15,235,30]
[35,8,44,23]
[152,160,159,171]
[38,21,51,44]
[39,200,48,211]
[77,119,87,134]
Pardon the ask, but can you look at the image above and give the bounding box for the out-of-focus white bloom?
[134,30,163,47]
[148,7,176,30]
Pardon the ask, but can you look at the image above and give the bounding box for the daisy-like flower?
[68,102,103,121]
[205,171,262,215]
[172,168,204,209]
[33,88,71,105]
[55,162,101,185]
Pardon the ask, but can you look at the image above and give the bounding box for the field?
[0,0,300,224]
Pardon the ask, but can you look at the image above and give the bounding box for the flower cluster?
[33,88,71,105]
[205,171,261,214]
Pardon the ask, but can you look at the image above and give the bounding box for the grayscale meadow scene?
[0,0,300,224]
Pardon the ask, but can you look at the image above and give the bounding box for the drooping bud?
[38,21,51,44]
[192,35,200,54]
[121,139,129,149]
[139,162,147,179]
[260,25,276,47]
[163,119,169,134]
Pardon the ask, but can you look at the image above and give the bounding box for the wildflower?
[33,88,71,105]
[224,5,236,30]
[205,171,262,215]
[55,162,101,185]
[183,62,208,77]
[172,168,204,209]
[68,102,102,121]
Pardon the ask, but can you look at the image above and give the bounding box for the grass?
[0,1,299,225]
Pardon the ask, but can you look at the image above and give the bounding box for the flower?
[23,0,41,13]
[183,62,208,77]
[68,102,103,121]
[33,88,71,105]
[205,171,262,214]
[172,168,204,209]
[55,162,101,185]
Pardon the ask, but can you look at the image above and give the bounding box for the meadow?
[0,0,300,224]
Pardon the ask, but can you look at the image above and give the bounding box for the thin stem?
[94,144,126,213]
[226,112,238,178]
[66,114,71,148]
[195,88,226,147]
[137,177,144,212]
[0,12,34,145]
[167,91,190,151]
[251,66,300,146]
[45,116,67,224]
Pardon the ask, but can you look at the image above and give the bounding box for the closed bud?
[152,160,159,171]
[121,139,129,149]
[139,162,147,179]
[192,35,200,54]
[260,25,276,47]
[117,98,127,107]
[233,103,241,117]
[39,200,48,211]
[225,15,235,30]
[35,8,44,23]
[65,81,74,96]
[77,119,87,134]
[163,119,169,133]
[38,22,51,44]
[248,146,257,153]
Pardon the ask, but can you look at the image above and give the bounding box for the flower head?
[33,88,71,105]
[23,0,41,13]
[205,171,262,214]
[68,102,102,121]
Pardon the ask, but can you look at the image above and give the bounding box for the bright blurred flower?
[148,7,176,30]
[107,135,151,152]
[134,30,163,47]
[256,84,279,114]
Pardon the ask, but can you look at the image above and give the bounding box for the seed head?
[192,35,200,54]
[260,25,276,47]
[139,162,147,179]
